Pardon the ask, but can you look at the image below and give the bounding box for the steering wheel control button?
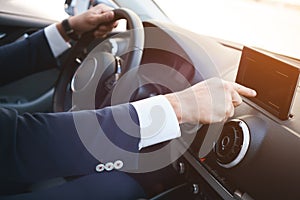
[105,162,114,171]
[113,160,124,170]
[214,119,250,168]
[95,164,105,172]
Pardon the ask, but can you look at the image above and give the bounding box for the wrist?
[56,22,69,42]
[57,18,80,42]
[165,93,183,124]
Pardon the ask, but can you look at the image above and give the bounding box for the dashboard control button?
[214,119,250,168]
[178,162,185,175]
[192,184,199,194]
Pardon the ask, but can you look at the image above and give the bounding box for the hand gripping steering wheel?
[53,8,144,112]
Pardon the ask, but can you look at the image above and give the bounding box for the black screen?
[236,47,299,120]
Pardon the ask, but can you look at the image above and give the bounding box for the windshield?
[154,0,300,60]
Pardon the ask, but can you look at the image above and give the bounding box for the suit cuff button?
[114,160,124,170]
[95,164,105,172]
[105,162,114,171]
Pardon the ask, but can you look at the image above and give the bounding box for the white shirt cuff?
[44,24,71,58]
[131,95,181,150]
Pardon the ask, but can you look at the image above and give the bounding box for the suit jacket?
[0,30,58,86]
[0,30,141,194]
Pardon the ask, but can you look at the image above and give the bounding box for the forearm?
[0,104,140,183]
[0,108,98,183]
[0,30,58,86]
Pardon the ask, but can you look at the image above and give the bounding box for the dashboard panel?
[141,21,300,199]
[186,44,300,199]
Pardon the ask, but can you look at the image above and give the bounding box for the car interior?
[1,0,300,199]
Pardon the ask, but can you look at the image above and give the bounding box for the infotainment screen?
[236,46,300,120]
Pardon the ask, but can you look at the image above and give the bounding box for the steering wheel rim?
[53,8,144,112]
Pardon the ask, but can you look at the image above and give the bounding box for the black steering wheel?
[53,8,144,112]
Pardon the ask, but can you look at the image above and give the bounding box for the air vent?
[214,119,250,168]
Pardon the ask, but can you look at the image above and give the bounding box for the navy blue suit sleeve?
[0,30,58,86]
[0,104,140,185]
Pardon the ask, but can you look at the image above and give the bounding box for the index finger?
[233,82,257,97]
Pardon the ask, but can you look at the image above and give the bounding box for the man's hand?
[58,4,117,41]
[165,77,257,124]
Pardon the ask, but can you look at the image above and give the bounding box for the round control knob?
[214,119,250,168]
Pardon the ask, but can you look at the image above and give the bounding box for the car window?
[154,0,300,60]
[65,0,118,15]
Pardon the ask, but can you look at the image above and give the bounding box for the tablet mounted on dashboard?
[236,46,300,120]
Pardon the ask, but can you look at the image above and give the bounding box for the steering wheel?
[53,8,144,112]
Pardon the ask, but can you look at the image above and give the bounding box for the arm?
[132,77,257,149]
[165,77,257,124]
[0,77,256,184]
[0,4,116,86]
[0,30,58,86]
[0,103,140,183]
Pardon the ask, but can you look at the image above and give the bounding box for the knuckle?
[88,17,98,25]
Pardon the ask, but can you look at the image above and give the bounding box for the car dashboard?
[140,20,300,200]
